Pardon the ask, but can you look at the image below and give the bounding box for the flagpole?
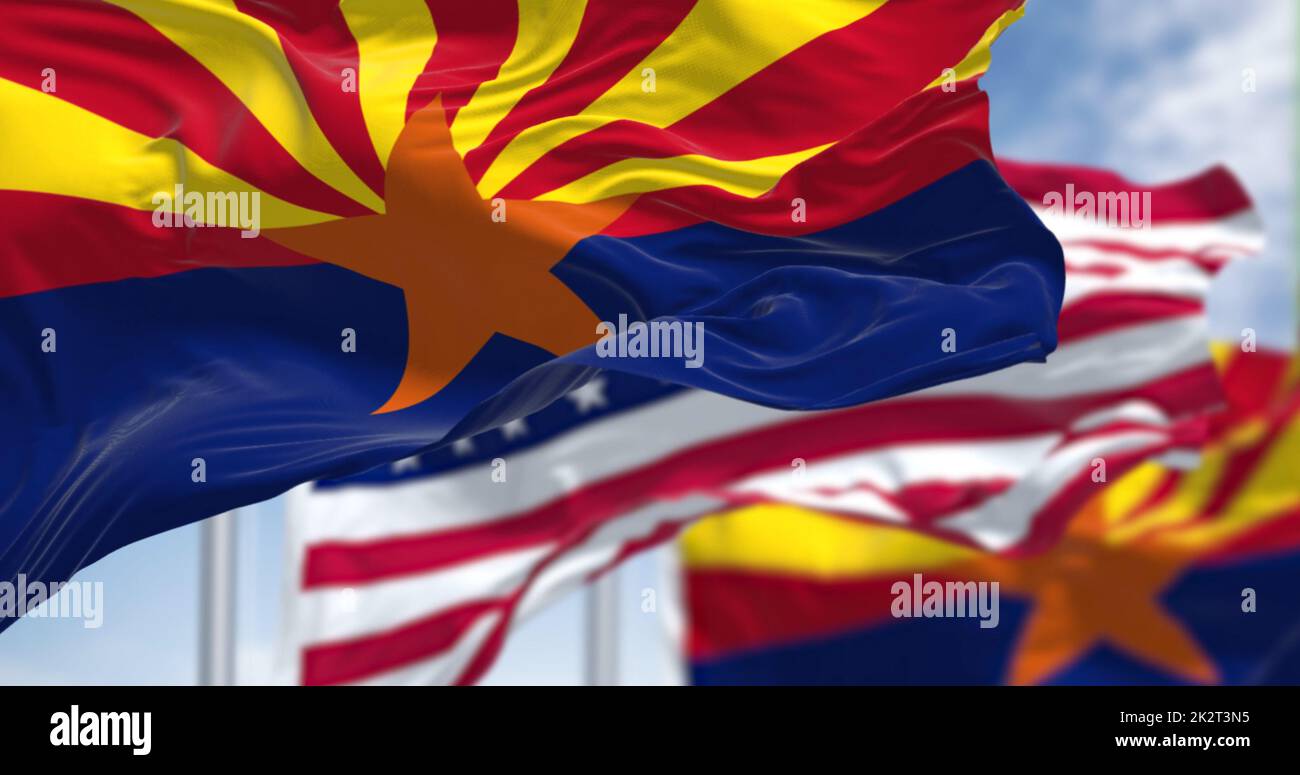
[585,570,619,686]
[198,510,238,686]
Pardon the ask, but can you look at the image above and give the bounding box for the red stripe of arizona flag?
[0,1,1061,630]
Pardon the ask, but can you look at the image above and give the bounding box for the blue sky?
[1,0,1294,685]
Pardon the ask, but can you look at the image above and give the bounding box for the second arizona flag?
[0,1,1060,612]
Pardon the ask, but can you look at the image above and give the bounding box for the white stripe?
[922,316,1209,399]
[293,544,551,644]
[1061,264,1212,307]
[1033,208,1264,253]
[1069,399,1172,433]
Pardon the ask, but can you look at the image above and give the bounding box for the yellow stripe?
[0,79,334,228]
[681,504,976,579]
[475,0,886,198]
[536,143,832,203]
[108,0,385,213]
[450,0,587,159]
[923,4,1024,90]
[340,0,437,169]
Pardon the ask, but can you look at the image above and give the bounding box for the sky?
[0,0,1294,685]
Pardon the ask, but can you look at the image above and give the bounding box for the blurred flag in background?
[278,160,1260,684]
[0,1,1061,624]
[683,347,1300,685]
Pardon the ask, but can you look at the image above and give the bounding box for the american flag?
[277,161,1261,685]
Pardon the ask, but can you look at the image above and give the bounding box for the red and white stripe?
[278,162,1261,685]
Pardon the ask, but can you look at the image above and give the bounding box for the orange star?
[960,501,1218,685]
[263,96,633,413]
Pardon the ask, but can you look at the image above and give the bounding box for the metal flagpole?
[585,570,619,686]
[198,510,238,686]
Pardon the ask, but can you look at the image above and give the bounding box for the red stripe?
[302,366,1220,588]
[604,81,994,237]
[687,570,900,660]
[234,0,387,196]
[998,159,1253,224]
[1056,294,1201,342]
[0,192,314,299]
[461,0,698,183]
[301,599,501,686]
[406,0,519,122]
[498,0,1021,200]
[0,0,370,219]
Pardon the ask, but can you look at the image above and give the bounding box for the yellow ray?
[340,0,437,168]
[923,4,1025,90]
[475,0,886,198]
[107,0,385,213]
[1209,339,1234,372]
[1097,461,1168,526]
[0,78,335,229]
[681,505,976,579]
[1164,414,1300,550]
[450,0,588,159]
[1106,445,1233,544]
[535,142,832,203]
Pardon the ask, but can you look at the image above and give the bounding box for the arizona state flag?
[684,348,1300,684]
[0,1,1059,616]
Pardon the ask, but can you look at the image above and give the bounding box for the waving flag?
[278,161,1258,684]
[0,2,1060,618]
[683,348,1300,685]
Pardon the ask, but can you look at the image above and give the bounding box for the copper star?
[263,96,633,414]
[958,500,1218,685]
